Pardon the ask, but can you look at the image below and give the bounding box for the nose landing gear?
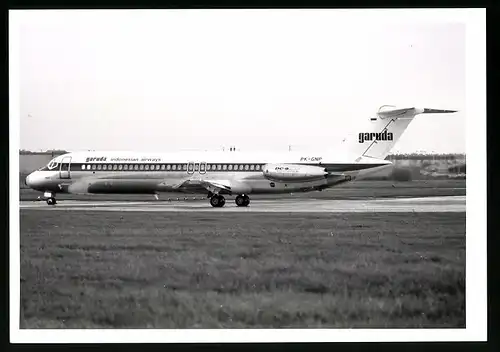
[40,192,57,205]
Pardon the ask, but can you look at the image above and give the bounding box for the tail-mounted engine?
[262,163,328,182]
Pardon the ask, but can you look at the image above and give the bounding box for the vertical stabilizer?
[342,105,457,159]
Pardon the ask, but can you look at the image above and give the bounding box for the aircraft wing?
[196,179,233,193]
[160,178,234,194]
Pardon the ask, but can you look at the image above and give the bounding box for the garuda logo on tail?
[358,130,394,143]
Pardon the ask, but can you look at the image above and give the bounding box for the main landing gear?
[210,194,226,208]
[208,193,251,208]
[235,194,250,207]
[46,197,57,205]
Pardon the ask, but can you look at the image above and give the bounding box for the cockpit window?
[47,159,59,170]
[38,159,59,171]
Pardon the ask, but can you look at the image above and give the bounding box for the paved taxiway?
[19,195,465,212]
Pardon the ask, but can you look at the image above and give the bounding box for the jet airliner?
[25,106,457,207]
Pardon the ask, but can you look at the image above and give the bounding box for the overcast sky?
[13,10,466,153]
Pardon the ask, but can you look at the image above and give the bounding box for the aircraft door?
[187,161,195,175]
[199,162,206,174]
[59,156,72,179]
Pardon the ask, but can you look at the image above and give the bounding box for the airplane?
[25,105,457,207]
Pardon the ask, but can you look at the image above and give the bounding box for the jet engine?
[262,163,328,182]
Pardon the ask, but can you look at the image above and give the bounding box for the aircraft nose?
[25,174,32,187]
[25,172,42,189]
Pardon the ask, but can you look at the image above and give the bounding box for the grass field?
[20,211,465,328]
[19,180,466,202]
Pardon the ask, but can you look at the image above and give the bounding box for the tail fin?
[343,105,457,159]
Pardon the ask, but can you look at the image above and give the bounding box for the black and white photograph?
[10,8,486,343]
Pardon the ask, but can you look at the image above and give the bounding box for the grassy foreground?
[20,211,465,328]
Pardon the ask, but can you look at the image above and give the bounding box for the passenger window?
[118,164,123,170]
[97,164,102,170]
[87,165,91,170]
[194,164,199,171]
[103,165,107,170]
[207,164,211,171]
[239,164,244,170]
[145,165,150,170]
[140,165,144,170]
[113,165,118,171]
[81,165,85,170]
[228,164,233,171]
[222,164,227,170]
[200,163,206,172]
[250,165,255,171]
[134,165,139,170]
[182,164,187,171]
[123,165,128,170]
[92,164,97,170]
[244,164,249,170]
[172,165,177,171]
[156,165,161,170]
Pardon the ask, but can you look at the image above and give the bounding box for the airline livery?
[25,106,457,207]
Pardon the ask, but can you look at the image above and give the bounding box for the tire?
[210,196,220,207]
[210,195,225,207]
[243,196,250,206]
[218,196,225,207]
[235,195,246,206]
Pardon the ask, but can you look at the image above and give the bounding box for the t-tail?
[345,105,458,159]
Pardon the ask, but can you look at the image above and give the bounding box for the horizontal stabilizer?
[422,108,458,114]
[377,106,457,119]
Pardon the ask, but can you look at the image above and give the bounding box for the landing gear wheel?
[236,195,250,207]
[235,195,246,206]
[46,197,56,205]
[210,195,225,207]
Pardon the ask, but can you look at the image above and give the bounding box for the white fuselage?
[25,150,392,196]
[24,105,456,206]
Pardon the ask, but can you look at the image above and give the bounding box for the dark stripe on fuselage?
[61,163,267,172]
[55,162,387,173]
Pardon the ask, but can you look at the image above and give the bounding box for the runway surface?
[19,195,466,212]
